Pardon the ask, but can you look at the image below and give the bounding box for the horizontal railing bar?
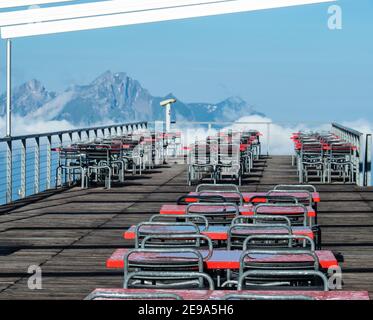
[0,121,147,142]
[332,122,363,137]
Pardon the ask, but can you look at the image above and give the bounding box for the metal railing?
[1,120,371,205]
[331,123,372,186]
[0,121,148,205]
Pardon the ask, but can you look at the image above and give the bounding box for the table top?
[123,225,314,241]
[87,288,370,300]
[106,249,337,270]
[160,204,252,215]
[160,204,316,217]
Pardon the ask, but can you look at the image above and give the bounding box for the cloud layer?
[1,115,371,156]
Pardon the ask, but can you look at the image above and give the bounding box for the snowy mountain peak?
[0,79,56,117]
[0,72,264,125]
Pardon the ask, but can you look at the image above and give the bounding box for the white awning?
[0,0,336,39]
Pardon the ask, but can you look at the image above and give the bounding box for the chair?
[254,203,309,227]
[124,271,215,290]
[176,194,227,205]
[140,234,213,253]
[192,191,244,206]
[85,291,183,300]
[242,234,315,251]
[266,190,312,207]
[196,184,240,193]
[186,202,240,225]
[239,249,319,273]
[134,222,200,248]
[237,270,329,291]
[149,214,209,231]
[221,293,315,300]
[123,247,210,289]
[273,184,317,193]
[227,224,293,250]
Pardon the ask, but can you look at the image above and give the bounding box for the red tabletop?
[87,288,370,300]
[160,204,252,215]
[165,203,316,218]
[187,192,320,203]
[123,225,314,241]
[106,249,337,270]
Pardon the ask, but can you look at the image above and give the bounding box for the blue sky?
[0,0,372,123]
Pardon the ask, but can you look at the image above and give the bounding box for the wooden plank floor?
[0,156,372,299]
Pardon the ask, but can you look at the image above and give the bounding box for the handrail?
[0,121,147,142]
[0,121,148,205]
[331,122,368,186]
[331,123,363,138]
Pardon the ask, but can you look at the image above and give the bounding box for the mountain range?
[0,71,263,125]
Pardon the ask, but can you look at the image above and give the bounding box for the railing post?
[34,137,40,194]
[6,139,12,203]
[46,135,52,190]
[6,39,12,137]
[57,134,63,187]
[20,139,26,199]
[364,134,372,187]
[358,135,364,186]
[267,123,270,156]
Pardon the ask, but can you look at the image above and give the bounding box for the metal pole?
[6,39,12,137]
[5,39,13,203]
[6,140,12,203]
[34,137,40,194]
[46,136,52,190]
[20,139,26,198]
[267,123,270,156]
[57,134,63,186]
[358,135,364,186]
[365,134,372,186]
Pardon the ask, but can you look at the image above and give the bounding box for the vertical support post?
[6,140,12,203]
[20,139,26,198]
[165,103,171,132]
[364,134,372,187]
[5,39,12,203]
[46,135,52,190]
[358,135,364,186]
[6,39,12,137]
[34,137,40,194]
[57,134,63,186]
[267,123,270,156]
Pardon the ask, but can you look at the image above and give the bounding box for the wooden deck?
[0,155,372,299]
